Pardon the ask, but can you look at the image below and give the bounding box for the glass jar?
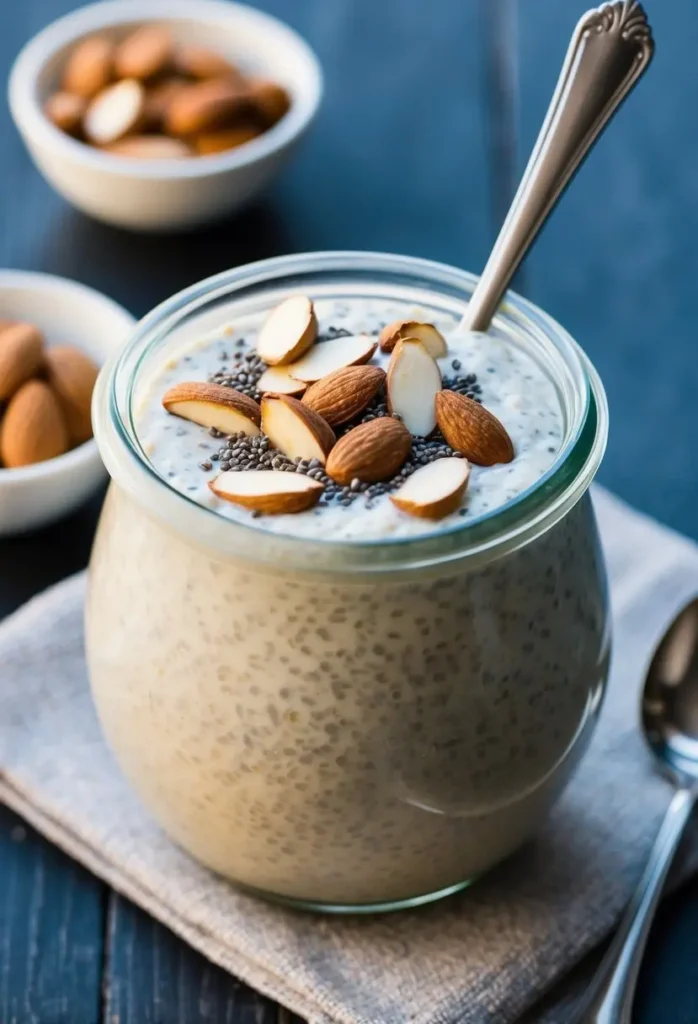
[87,251,610,912]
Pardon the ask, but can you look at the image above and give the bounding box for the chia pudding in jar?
[86,252,610,911]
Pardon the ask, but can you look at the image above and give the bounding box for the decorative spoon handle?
[573,787,696,1024]
[460,1,654,334]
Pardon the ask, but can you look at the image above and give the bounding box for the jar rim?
[93,250,609,576]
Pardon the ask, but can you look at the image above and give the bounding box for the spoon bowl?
[642,597,698,786]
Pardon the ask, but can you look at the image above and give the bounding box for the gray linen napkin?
[1,486,697,1024]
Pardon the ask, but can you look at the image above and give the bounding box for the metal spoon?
[456,1,654,335]
[573,599,698,1023]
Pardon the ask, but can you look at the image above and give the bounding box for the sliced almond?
[326,417,411,485]
[256,295,317,366]
[386,339,441,437]
[390,458,470,520]
[0,322,45,402]
[209,469,323,514]
[261,395,335,464]
[44,345,100,445]
[62,35,114,99]
[435,390,514,466]
[105,135,192,159]
[302,365,385,426]
[162,382,261,436]
[257,365,308,396]
[379,319,448,358]
[0,380,69,468]
[192,125,261,155]
[289,335,377,383]
[84,78,146,145]
[165,78,249,135]
[175,45,245,83]
[114,25,174,81]
[44,91,87,136]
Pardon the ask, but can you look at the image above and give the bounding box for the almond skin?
[165,78,250,135]
[326,417,411,485]
[0,322,45,401]
[246,78,291,126]
[302,365,386,426]
[435,390,514,466]
[0,380,69,468]
[44,345,100,445]
[175,45,245,84]
[114,25,174,81]
[44,91,87,136]
[192,125,261,155]
[62,35,114,98]
[143,77,189,130]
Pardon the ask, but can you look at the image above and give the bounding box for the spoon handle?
[574,787,696,1024]
[460,1,654,334]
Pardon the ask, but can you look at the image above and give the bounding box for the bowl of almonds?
[0,270,135,535]
[8,0,322,230]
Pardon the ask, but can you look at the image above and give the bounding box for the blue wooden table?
[1,0,698,1020]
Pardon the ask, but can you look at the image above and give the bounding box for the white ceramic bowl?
[0,270,135,536]
[8,0,323,231]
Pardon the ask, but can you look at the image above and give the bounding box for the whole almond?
[0,380,69,468]
[247,78,291,126]
[175,45,245,83]
[193,125,261,155]
[45,346,100,445]
[44,91,87,135]
[143,77,189,129]
[114,25,173,81]
[62,35,114,98]
[166,78,249,135]
[326,417,411,485]
[0,322,45,402]
[302,365,386,426]
[435,390,514,466]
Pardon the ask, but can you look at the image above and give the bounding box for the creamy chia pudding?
[86,252,610,910]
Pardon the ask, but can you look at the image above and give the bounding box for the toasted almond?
[163,382,261,436]
[165,78,249,135]
[209,469,323,514]
[435,390,514,465]
[289,335,377,383]
[379,319,448,358]
[256,296,317,366]
[261,395,335,464]
[44,91,87,135]
[0,380,69,468]
[143,77,189,129]
[44,345,100,445]
[302,365,386,426]
[0,322,45,402]
[246,77,291,126]
[84,78,146,145]
[62,35,114,98]
[105,134,192,159]
[192,125,261,155]
[386,339,441,437]
[114,25,174,81]
[326,417,411,485]
[175,45,245,83]
[390,458,470,520]
[256,365,308,396]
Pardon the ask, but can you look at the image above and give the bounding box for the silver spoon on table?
[452,0,654,336]
[572,600,698,1023]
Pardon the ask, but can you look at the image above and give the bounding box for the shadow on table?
[31,199,295,318]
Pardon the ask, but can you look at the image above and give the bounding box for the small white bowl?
[0,270,135,536]
[8,0,323,231]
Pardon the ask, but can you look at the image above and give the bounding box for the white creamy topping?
[136,296,564,540]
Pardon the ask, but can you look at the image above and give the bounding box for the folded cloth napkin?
[1,487,698,1024]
